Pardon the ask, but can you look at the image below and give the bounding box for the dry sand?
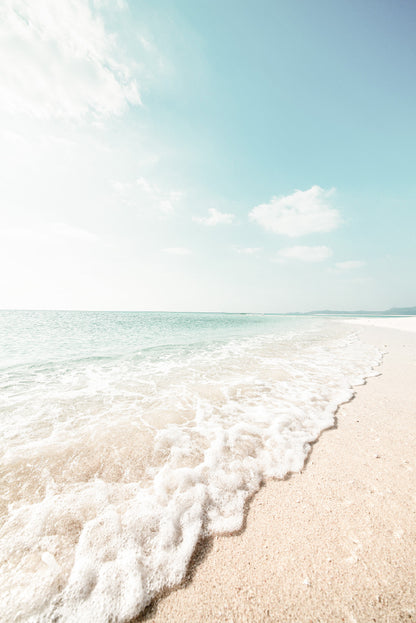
[140,319,416,623]
[342,317,416,333]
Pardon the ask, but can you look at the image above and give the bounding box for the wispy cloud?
[250,186,341,237]
[0,223,97,242]
[193,208,235,226]
[233,247,261,255]
[274,245,332,263]
[162,247,192,255]
[0,0,140,119]
[112,177,182,213]
[136,177,182,213]
[335,260,365,271]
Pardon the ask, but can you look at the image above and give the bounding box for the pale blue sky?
[0,0,415,311]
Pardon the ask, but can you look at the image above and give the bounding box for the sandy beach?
[140,318,416,622]
[342,317,416,333]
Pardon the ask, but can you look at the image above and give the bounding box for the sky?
[0,0,415,312]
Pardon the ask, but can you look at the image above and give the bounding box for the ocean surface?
[0,311,381,622]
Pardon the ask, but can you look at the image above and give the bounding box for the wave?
[0,319,381,622]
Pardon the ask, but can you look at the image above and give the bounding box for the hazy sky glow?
[1,0,415,312]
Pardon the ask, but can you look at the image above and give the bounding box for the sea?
[0,310,381,622]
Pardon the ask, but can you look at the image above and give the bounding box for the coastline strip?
[142,321,416,622]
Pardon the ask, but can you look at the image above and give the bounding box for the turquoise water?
[0,311,381,622]
[0,310,307,366]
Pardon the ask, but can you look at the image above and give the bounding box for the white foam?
[0,323,381,622]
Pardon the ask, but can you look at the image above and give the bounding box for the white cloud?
[162,247,192,255]
[49,223,98,241]
[112,177,182,213]
[111,181,130,195]
[249,186,341,237]
[193,208,235,226]
[92,0,127,9]
[335,260,365,270]
[275,245,332,263]
[0,0,140,120]
[233,247,261,255]
[136,177,182,213]
[0,223,97,242]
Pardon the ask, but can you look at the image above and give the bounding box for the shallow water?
[0,311,381,621]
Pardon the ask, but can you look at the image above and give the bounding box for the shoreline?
[141,320,416,622]
[340,316,416,333]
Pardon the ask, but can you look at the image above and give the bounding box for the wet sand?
[141,320,416,622]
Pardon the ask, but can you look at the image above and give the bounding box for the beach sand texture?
[140,321,416,622]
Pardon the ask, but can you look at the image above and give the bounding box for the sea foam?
[0,313,381,621]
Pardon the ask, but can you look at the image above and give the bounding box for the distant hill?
[296,306,416,316]
[384,306,416,315]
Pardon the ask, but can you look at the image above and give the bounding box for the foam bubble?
[0,319,381,621]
